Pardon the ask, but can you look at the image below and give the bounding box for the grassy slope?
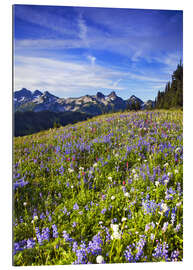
[13,110,183,265]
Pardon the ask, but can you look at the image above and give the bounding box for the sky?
[13,5,183,101]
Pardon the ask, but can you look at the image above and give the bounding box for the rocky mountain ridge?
[14,88,155,115]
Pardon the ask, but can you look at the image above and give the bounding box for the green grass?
[13,110,183,265]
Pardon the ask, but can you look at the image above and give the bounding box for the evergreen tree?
[155,62,183,109]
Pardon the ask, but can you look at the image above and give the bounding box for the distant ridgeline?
[13,89,155,136]
[155,62,183,109]
[13,64,182,136]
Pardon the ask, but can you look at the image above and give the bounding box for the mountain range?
[14,88,155,115]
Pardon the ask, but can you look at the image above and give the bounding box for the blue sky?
[13,5,183,101]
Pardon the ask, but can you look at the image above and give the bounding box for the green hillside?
[13,110,183,265]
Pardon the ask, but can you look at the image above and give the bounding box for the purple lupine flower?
[13,240,27,254]
[26,238,36,249]
[101,208,107,214]
[72,241,78,252]
[171,208,176,225]
[171,250,180,261]
[73,203,79,210]
[124,245,134,262]
[14,178,29,190]
[87,232,103,255]
[135,235,146,261]
[35,227,43,245]
[104,227,111,243]
[152,242,169,261]
[52,224,58,238]
[40,212,46,220]
[62,206,67,214]
[90,201,94,206]
[142,199,157,215]
[72,222,77,228]
[111,217,117,224]
[73,248,87,264]
[174,223,181,232]
[62,231,73,242]
[42,227,50,241]
[85,205,89,211]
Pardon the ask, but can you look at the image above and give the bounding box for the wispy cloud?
[14,6,183,100]
[14,6,77,38]
[87,55,96,66]
[14,55,126,97]
[15,39,85,50]
[78,13,89,47]
[113,79,122,88]
[127,71,166,83]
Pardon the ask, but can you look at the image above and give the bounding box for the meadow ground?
[13,110,183,265]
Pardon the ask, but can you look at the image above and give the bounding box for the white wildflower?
[121,217,127,222]
[134,174,139,180]
[33,215,38,221]
[124,192,130,197]
[68,168,74,173]
[110,224,119,232]
[174,169,179,174]
[155,181,159,187]
[161,203,168,213]
[23,202,27,206]
[96,255,104,264]
[163,163,169,168]
[162,222,169,233]
[93,163,98,167]
[164,179,169,185]
[111,231,121,240]
[150,233,154,240]
[111,195,115,200]
[176,202,182,207]
[108,176,113,181]
[132,169,136,174]
[175,147,181,154]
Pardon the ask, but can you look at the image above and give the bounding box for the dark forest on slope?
[155,62,183,109]
[14,111,93,137]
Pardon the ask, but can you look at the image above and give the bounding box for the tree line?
[155,61,183,109]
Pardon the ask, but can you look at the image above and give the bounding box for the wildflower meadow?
[13,110,183,265]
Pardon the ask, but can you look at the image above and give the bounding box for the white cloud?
[14,54,171,98]
[15,39,85,50]
[14,55,126,97]
[126,71,166,83]
[78,13,89,47]
[113,79,122,88]
[87,55,96,66]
